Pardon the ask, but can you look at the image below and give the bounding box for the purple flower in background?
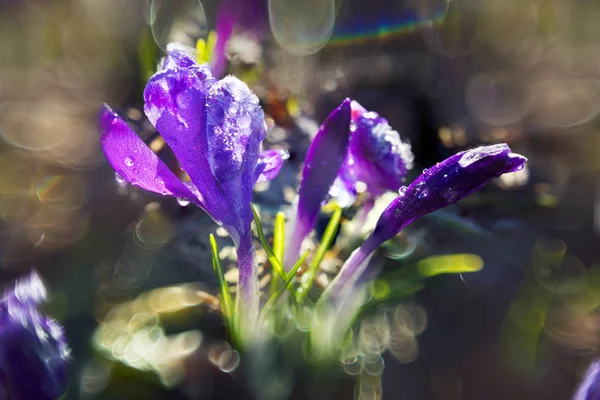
[99,45,282,323]
[325,144,527,299]
[0,272,70,400]
[213,0,267,76]
[284,99,352,270]
[573,360,600,400]
[333,101,413,204]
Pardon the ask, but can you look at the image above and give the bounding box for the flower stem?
[234,231,259,340]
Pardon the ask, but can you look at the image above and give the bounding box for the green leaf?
[271,212,286,294]
[296,206,342,303]
[417,254,484,278]
[251,205,287,282]
[262,251,309,316]
[209,234,234,325]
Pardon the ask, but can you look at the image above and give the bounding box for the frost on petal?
[203,75,266,237]
[253,149,286,183]
[163,44,198,69]
[205,75,265,181]
[99,105,202,206]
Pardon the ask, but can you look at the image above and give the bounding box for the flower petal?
[284,98,352,269]
[163,43,198,69]
[254,149,286,183]
[343,101,413,196]
[371,143,526,244]
[204,75,266,236]
[99,105,201,205]
[574,359,600,400]
[324,144,527,299]
[143,50,219,207]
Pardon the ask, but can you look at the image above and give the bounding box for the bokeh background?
[1,0,599,399]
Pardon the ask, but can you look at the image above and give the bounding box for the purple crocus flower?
[0,272,70,400]
[333,101,414,203]
[284,99,352,270]
[99,45,283,325]
[324,144,527,299]
[574,359,600,400]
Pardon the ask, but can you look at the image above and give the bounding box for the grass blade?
[262,251,309,316]
[209,234,234,324]
[296,206,342,303]
[270,212,286,294]
[251,205,287,282]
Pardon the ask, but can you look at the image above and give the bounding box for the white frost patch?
[458,144,507,168]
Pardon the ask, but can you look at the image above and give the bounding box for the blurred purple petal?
[99,105,202,206]
[574,360,600,400]
[284,99,352,269]
[213,0,268,76]
[0,272,70,399]
[254,149,286,183]
[325,144,527,298]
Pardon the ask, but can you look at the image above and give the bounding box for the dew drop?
[349,121,357,132]
[124,156,134,167]
[398,186,408,196]
[279,149,290,160]
[114,172,126,184]
[177,197,190,207]
[422,168,429,174]
[238,114,251,129]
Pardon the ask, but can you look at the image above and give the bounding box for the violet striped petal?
[99,105,202,206]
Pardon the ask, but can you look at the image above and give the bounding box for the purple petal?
[325,144,527,298]
[371,143,526,244]
[99,105,202,205]
[204,75,266,237]
[254,149,286,183]
[163,43,198,69]
[574,360,600,400]
[338,101,413,197]
[144,48,220,207]
[284,98,352,269]
[0,272,70,399]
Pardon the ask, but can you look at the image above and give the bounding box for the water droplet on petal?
[177,197,190,207]
[238,114,251,129]
[114,172,126,184]
[398,186,408,196]
[124,156,134,167]
[422,168,429,174]
[279,149,290,160]
[349,121,357,132]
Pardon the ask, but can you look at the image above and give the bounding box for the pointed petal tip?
[98,104,119,136]
[507,152,528,172]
